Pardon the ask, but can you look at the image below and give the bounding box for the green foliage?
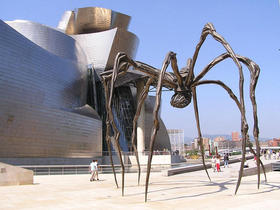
[186,149,199,157]
[231,151,242,155]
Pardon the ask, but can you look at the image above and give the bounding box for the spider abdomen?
[170,90,192,108]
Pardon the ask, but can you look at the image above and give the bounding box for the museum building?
[0,7,170,164]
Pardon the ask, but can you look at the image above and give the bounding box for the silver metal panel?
[0,20,102,158]
[6,20,87,64]
[0,6,167,159]
[144,96,171,151]
[71,28,117,73]
[0,20,87,109]
[57,11,75,35]
[71,28,139,74]
[0,101,102,158]
[106,28,139,70]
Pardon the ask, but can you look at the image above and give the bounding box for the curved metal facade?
[0,6,170,159]
[57,7,131,34]
[0,19,102,158]
[6,20,87,64]
[58,7,139,74]
[144,96,171,151]
[71,28,139,74]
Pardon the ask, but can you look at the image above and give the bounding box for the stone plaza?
[1,158,279,210]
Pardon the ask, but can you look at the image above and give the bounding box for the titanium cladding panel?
[58,7,131,34]
[58,7,139,74]
[0,6,170,158]
[6,20,87,64]
[72,28,139,73]
[0,20,102,158]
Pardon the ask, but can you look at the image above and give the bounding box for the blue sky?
[1,0,279,139]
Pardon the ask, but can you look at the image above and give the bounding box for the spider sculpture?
[100,23,266,202]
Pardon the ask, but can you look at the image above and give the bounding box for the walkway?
[0,158,279,209]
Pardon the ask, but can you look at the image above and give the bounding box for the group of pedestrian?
[89,159,99,181]
[211,153,229,172]
[263,149,280,160]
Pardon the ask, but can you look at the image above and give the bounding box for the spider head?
[170,89,192,108]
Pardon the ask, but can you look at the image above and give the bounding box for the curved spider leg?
[194,79,261,193]
[105,52,149,196]
[103,52,160,192]
[102,77,119,188]
[106,53,136,196]
[246,58,263,185]
[191,86,211,181]
[106,91,126,196]
[193,53,265,187]
[187,23,243,86]
[237,56,263,186]
[145,52,173,202]
[168,52,211,180]
[131,77,154,185]
[193,79,247,194]
[187,24,248,185]
[247,143,267,183]
[169,52,184,87]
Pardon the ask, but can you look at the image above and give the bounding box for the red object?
[216,163,220,172]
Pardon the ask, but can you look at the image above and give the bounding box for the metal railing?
[23,165,123,176]
[101,150,171,156]
[22,162,188,176]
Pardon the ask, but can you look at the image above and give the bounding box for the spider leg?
[195,79,263,193]
[247,59,264,185]
[168,52,211,180]
[187,23,243,87]
[102,77,119,188]
[191,86,211,181]
[102,52,139,196]
[193,79,247,193]
[235,114,248,194]
[235,56,263,187]
[107,54,134,196]
[193,53,265,188]
[145,52,173,202]
[187,25,248,189]
[102,52,171,195]
[186,26,248,184]
[131,78,154,185]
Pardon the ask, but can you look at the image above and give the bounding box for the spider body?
[170,88,192,108]
[100,22,265,202]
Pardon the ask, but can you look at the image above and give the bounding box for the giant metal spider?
[100,23,266,202]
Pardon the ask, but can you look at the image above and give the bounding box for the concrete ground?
[0,159,279,210]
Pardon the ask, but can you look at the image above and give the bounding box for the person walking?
[224,153,229,168]
[94,160,99,181]
[89,160,99,181]
[276,150,280,160]
[267,149,271,160]
[89,160,96,181]
[272,151,276,160]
